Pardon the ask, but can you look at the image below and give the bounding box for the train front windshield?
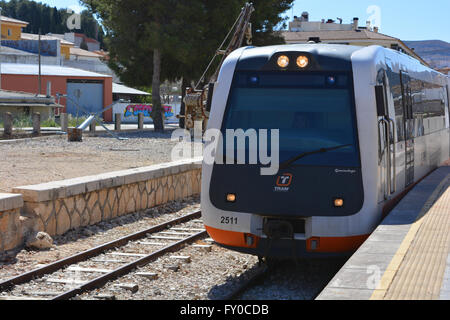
[222,72,360,167]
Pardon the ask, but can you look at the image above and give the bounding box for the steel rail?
[52,230,207,300]
[218,265,269,300]
[0,211,202,292]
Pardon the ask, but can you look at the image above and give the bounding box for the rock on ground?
[26,232,53,250]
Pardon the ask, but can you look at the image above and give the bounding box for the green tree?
[251,0,293,45]
[51,7,63,34]
[81,0,172,132]
[81,0,294,132]
[41,5,51,34]
[1,0,106,46]
[80,38,89,50]
[15,1,30,31]
[4,0,18,18]
[81,10,98,38]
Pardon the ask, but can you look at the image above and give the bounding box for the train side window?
[411,79,425,137]
[375,85,387,117]
[428,82,445,134]
[376,70,387,115]
[413,80,447,136]
[446,86,450,127]
[387,69,404,141]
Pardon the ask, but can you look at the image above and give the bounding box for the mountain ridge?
[404,40,450,69]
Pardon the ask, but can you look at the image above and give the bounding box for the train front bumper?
[205,225,368,259]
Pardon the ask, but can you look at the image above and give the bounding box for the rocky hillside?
[404,40,450,69]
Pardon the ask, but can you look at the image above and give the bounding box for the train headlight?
[296,55,309,68]
[334,198,344,208]
[226,194,237,203]
[277,55,290,68]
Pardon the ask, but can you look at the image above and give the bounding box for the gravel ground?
[73,234,261,300]
[73,246,346,301]
[0,195,263,301]
[0,130,189,193]
[0,194,347,301]
[237,258,348,300]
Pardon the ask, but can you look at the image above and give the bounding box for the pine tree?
[51,7,62,34]
[41,5,51,34]
[80,38,89,50]
[16,1,30,31]
[1,0,106,46]
[81,0,294,132]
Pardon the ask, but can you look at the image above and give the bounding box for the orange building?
[1,64,114,122]
[1,16,28,40]
[2,15,77,61]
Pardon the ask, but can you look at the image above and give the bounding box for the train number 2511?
[221,216,238,225]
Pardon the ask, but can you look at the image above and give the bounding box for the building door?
[66,80,104,117]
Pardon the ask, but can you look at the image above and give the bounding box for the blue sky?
[5,0,450,42]
[288,0,450,42]
[23,0,84,13]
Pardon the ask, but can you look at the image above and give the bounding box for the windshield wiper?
[279,144,352,170]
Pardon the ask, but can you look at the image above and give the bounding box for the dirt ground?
[0,130,186,193]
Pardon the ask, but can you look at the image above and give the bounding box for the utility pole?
[38,28,41,95]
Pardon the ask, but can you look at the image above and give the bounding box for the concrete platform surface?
[317,166,450,300]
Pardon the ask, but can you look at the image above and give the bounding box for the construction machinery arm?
[179,2,255,130]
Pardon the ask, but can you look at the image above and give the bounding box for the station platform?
[317,166,450,300]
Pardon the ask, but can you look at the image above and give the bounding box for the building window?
[8,29,12,37]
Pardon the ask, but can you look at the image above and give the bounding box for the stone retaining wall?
[0,193,24,253]
[0,159,202,255]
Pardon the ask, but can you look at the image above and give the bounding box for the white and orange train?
[201,44,450,258]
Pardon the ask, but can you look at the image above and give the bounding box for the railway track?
[226,258,349,300]
[219,264,269,300]
[0,210,207,300]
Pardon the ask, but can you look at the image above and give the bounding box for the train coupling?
[263,220,294,240]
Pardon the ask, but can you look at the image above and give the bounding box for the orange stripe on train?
[306,235,369,253]
[206,225,369,253]
[205,225,259,249]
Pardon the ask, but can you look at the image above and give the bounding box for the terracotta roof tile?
[70,47,103,58]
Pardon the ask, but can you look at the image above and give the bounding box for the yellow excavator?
[178,2,255,131]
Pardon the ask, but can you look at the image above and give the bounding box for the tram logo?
[274,174,293,192]
[276,174,293,187]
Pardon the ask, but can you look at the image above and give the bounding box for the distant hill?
[404,40,450,69]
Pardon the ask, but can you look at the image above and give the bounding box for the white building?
[62,33,101,52]
[283,12,429,66]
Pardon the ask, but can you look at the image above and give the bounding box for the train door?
[400,72,415,187]
[376,70,396,201]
